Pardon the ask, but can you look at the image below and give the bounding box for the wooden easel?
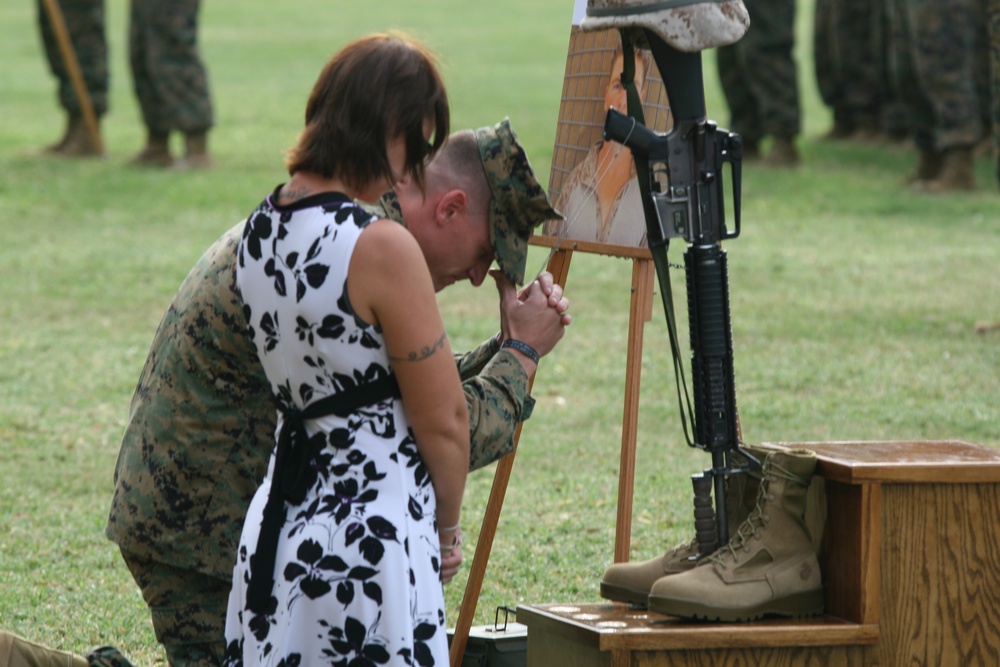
[450,241,655,666]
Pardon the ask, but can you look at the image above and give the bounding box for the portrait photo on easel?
[538,0,672,256]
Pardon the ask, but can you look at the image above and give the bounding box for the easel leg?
[614,258,655,563]
[449,249,573,667]
[39,0,104,156]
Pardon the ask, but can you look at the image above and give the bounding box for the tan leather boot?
[129,131,173,167]
[0,630,90,667]
[913,147,975,192]
[44,114,102,158]
[41,113,75,154]
[646,448,824,622]
[174,131,213,170]
[599,445,770,605]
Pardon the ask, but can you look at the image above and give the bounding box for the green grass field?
[1,1,998,663]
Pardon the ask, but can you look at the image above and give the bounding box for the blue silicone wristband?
[501,339,539,364]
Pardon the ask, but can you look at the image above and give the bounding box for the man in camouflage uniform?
[813,0,888,141]
[128,0,214,168]
[715,0,801,167]
[36,0,108,157]
[887,0,990,191]
[100,118,567,667]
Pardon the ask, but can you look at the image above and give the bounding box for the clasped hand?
[492,270,571,362]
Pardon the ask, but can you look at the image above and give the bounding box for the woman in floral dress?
[224,32,468,667]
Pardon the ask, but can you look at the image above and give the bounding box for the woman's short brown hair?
[285,32,450,192]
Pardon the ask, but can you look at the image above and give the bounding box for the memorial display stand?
[451,10,1000,666]
[517,439,1000,666]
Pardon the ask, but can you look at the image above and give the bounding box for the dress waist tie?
[246,372,400,615]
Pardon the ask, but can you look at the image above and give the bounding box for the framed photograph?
[534,0,672,257]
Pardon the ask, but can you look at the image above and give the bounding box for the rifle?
[604,31,758,554]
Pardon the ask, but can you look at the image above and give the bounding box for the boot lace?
[709,456,810,566]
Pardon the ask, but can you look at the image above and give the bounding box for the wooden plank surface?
[764,440,1000,484]
[516,603,878,652]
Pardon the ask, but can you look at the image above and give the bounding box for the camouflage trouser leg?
[119,549,228,667]
[36,0,109,117]
[988,0,1000,183]
[814,0,884,127]
[720,0,800,140]
[128,0,213,135]
[717,42,762,144]
[894,0,986,150]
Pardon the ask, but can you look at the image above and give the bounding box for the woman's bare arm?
[348,219,469,537]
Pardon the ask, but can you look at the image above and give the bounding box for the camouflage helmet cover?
[475,118,561,285]
[581,0,749,52]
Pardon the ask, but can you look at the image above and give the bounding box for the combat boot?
[174,131,214,170]
[646,447,824,622]
[904,148,944,184]
[914,147,975,193]
[0,630,89,667]
[760,138,800,168]
[599,445,771,605]
[129,130,173,167]
[41,113,76,154]
[44,113,102,158]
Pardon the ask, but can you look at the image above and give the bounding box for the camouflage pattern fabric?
[107,209,532,664]
[813,0,886,132]
[37,0,108,117]
[715,0,800,144]
[581,0,750,52]
[128,0,213,134]
[119,552,228,666]
[85,646,136,667]
[475,119,561,286]
[886,0,988,151]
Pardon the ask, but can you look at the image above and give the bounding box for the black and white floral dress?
[224,188,448,667]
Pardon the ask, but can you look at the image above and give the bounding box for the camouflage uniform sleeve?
[455,335,501,379]
[464,348,535,472]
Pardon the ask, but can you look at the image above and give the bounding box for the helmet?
[581,0,749,52]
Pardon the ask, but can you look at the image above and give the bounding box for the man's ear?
[437,189,468,225]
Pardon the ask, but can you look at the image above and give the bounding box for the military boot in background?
[646,447,824,622]
[599,445,772,606]
[174,131,214,170]
[129,130,173,168]
[41,113,76,154]
[43,113,102,158]
[905,147,944,184]
[913,147,975,192]
[760,137,800,168]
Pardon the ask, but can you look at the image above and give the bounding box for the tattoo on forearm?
[391,332,448,362]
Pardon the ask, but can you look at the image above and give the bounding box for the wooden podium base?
[517,603,874,666]
[518,440,1000,666]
